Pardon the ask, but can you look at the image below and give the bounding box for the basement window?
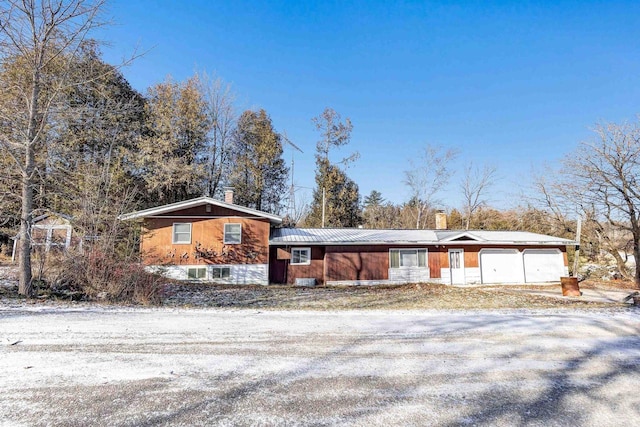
[212,266,231,279]
[187,267,207,280]
[173,223,192,244]
[291,248,311,265]
[224,223,242,244]
[389,249,427,268]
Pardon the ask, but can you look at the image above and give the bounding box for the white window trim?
[172,223,192,244]
[389,248,428,269]
[187,266,207,280]
[211,265,231,279]
[31,224,72,251]
[223,223,242,244]
[291,247,311,265]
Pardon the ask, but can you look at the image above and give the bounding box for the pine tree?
[137,75,210,204]
[228,109,288,213]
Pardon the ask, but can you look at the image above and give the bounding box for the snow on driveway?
[1,306,639,426]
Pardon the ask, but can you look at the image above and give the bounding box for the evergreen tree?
[137,75,210,204]
[364,190,384,208]
[362,190,385,228]
[228,109,288,213]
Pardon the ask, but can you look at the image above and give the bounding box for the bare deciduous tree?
[197,71,236,198]
[460,162,497,229]
[312,107,355,163]
[532,122,640,286]
[404,145,457,229]
[0,0,107,296]
[566,122,640,286]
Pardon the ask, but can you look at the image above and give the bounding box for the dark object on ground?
[561,276,581,297]
[622,291,640,306]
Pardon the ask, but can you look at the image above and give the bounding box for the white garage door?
[480,249,524,284]
[523,249,565,283]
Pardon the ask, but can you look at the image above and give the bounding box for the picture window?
[389,249,427,268]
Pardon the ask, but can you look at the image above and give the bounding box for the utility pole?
[573,217,582,276]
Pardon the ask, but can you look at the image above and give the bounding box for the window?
[389,249,427,268]
[224,223,242,244]
[187,267,207,280]
[173,223,192,244]
[449,251,461,269]
[291,247,311,265]
[212,266,231,279]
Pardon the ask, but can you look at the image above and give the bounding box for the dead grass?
[1,260,635,310]
[162,282,624,310]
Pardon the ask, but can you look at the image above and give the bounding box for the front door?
[449,249,465,285]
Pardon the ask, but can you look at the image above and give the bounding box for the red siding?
[325,246,389,281]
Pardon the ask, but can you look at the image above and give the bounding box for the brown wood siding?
[156,205,260,217]
[141,217,270,265]
[464,249,480,268]
[428,252,441,278]
[325,246,389,281]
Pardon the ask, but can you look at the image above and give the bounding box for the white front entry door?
[449,249,465,285]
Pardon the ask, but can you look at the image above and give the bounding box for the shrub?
[46,249,165,305]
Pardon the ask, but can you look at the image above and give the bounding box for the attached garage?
[523,249,566,283]
[480,249,524,284]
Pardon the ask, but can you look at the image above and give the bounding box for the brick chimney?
[435,211,447,230]
[224,188,234,204]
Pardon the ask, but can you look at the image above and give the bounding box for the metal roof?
[270,228,577,246]
[119,196,282,224]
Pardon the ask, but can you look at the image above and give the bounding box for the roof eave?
[269,240,577,246]
[119,196,282,224]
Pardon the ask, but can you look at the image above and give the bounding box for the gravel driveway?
[1,306,639,426]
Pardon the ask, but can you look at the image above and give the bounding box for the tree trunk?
[18,70,40,297]
[18,145,34,296]
[606,247,633,281]
[634,234,640,289]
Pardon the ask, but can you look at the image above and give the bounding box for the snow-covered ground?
[1,306,639,426]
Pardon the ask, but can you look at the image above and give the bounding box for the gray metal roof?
[270,228,576,246]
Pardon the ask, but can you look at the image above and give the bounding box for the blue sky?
[97,0,640,210]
